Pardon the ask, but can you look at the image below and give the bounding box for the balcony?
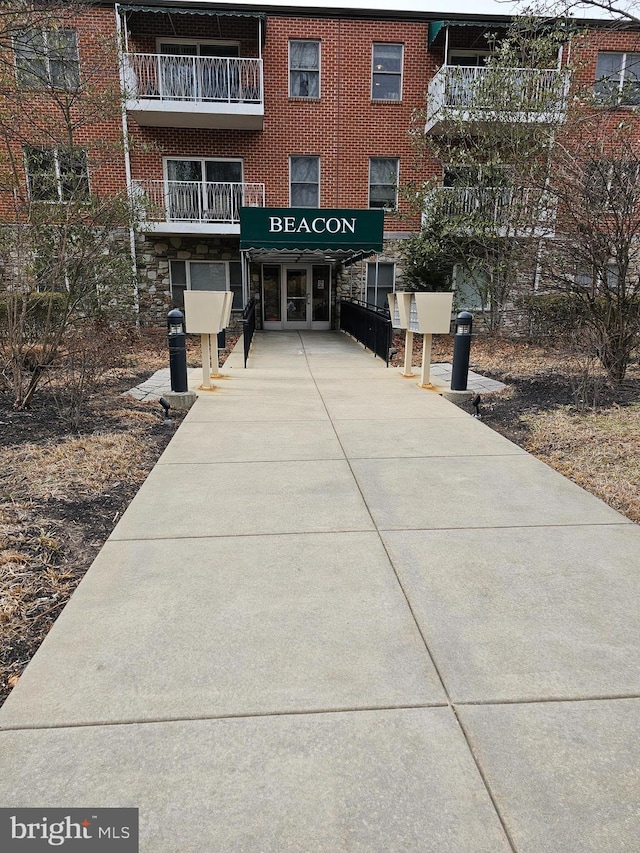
[123,54,264,130]
[426,66,569,134]
[426,186,557,237]
[132,180,265,235]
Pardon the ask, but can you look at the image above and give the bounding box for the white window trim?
[371,43,404,101]
[288,39,321,99]
[368,157,399,210]
[289,155,320,207]
[596,51,640,103]
[155,38,241,54]
[364,259,396,306]
[14,27,80,89]
[25,146,90,203]
[163,157,244,184]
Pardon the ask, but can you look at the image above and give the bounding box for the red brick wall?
[127,14,443,232]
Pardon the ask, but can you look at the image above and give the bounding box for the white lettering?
[268,213,360,236]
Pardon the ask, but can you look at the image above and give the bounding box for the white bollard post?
[403,330,414,377]
[420,332,432,387]
[200,333,211,389]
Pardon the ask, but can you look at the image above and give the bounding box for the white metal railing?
[124,53,263,104]
[427,65,569,124]
[132,180,265,224]
[427,186,557,229]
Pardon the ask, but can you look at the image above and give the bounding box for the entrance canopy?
[240,207,384,265]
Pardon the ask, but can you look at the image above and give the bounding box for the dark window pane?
[15,28,47,87]
[290,70,319,97]
[373,44,402,73]
[25,147,58,201]
[58,148,88,200]
[205,160,242,182]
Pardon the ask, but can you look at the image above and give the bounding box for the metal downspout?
[115,3,140,325]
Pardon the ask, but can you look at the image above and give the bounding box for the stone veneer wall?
[336,237,410,306]
[135,233,242,326]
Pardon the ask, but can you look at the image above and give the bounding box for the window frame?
[371,42,403,101]
[365,260,396,309]
[368,157,399,210]
[155,38,241,56]
[595,51,640,105]
[24,146,89,203]
[289,155,320,207]
[169,259,244,311]
[14,27,80,90]
[288,39,321,99]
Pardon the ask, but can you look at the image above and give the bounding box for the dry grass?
[521,405,640,522]
[2,432,152,503]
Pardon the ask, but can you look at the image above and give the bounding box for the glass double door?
[262,265,331,330]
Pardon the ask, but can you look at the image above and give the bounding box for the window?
[366,261,395,308]
[584,159,640,209]
[369,158,399,209]
[290,156,319,207]
[170,260,243,310]
[372,43,403,100]
[595,52,640,105]
[25,147,89,202]
[289,40,320,98]
[165,159,243,221]
[15,28,79,89]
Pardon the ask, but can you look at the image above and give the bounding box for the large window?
[369,158,399,209]
[170,260,243,310]
[371,43,403,100]
[15,28,79,89]
[290,156,319,207]
[25,147,89,202]
[165,158,243,221]
[595,52,640,105]
[366,261,395,308]
[289,40,320,98]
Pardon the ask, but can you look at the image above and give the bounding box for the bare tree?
[0,1,138,410]
[403,17,570,329]
[542,112,640,384]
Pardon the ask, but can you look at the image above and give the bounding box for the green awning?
[428,19,510,47]
[118,3,264,18]
[240,208,384,254]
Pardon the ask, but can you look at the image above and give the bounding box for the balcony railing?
[124,53,263,104]
[426,186,557,234]
[426,65,569,133]
[132,180,265,226]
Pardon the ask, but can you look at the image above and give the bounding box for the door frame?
[261,263,332,331]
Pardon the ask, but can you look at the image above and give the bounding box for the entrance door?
[261,264,332,330]
[284,268,308,328]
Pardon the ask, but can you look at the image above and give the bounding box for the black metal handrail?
[339,298,392,365]
[241,297,256,368]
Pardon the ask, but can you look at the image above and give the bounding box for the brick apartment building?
[4,0,640,328]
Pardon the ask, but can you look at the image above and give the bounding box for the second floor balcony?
[426,65,570,135]
[426,186,557,237]
[132,180,265,235]
[123,53,264,130]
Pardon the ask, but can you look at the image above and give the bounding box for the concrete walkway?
[1,331,639,852]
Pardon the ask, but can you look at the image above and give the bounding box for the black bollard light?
[451,311,473,391]
[167,308,188,393]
